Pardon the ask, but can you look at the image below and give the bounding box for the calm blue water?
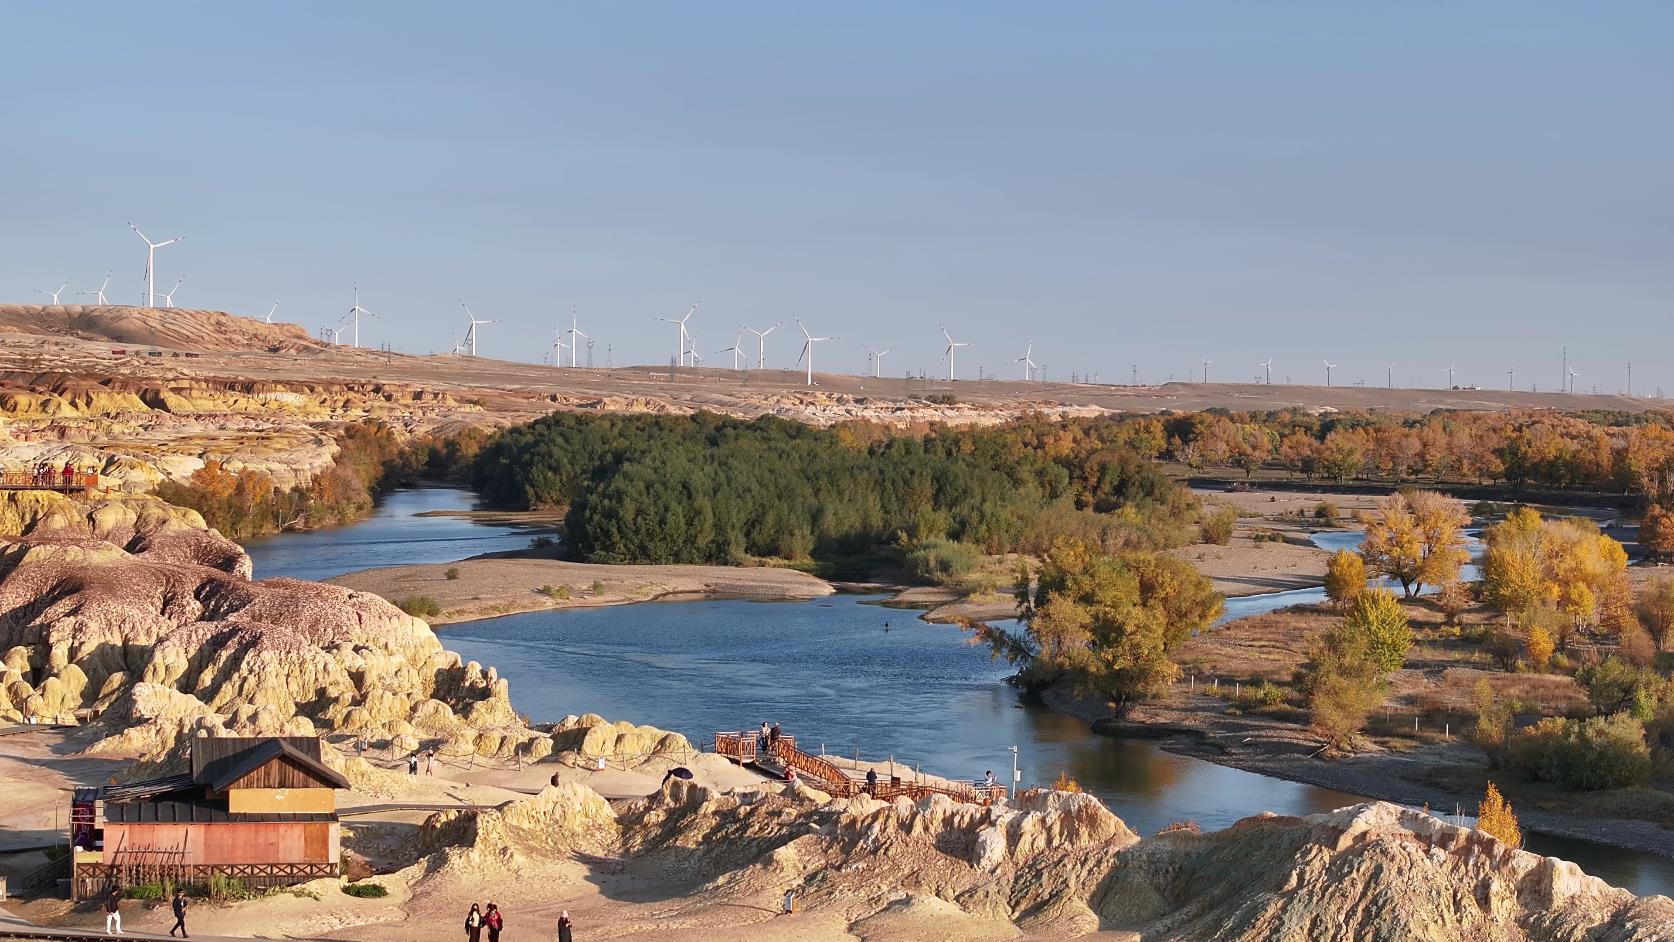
[241,490,1674,896]
[242,487,544,582]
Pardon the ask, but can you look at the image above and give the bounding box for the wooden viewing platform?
[0,472,99,493]
[715,731,1008,806]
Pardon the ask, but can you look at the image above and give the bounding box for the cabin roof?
[191,736,340,785]
[198,737,350,792]
[74,775,196,805]
[103,798,338,824]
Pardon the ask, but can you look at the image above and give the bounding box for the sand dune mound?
[417,782,620,874]
[0,304,319,352]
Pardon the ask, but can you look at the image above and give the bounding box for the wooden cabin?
[72,736,349,898]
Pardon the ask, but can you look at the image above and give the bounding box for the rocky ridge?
[0,490,544,764]
[412,776,1674,941]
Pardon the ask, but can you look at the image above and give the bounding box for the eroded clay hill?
[414,777,1674,941]
[0,304,319,352]
[0,490,545,769]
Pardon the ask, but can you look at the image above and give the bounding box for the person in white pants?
[103,887,122,934]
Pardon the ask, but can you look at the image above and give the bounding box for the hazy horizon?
[1,4,1669,393]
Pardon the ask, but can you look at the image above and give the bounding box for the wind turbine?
[1507,368,1515,391]
[940,326,969,381]
[719,334,745,371]
[460,302,495,357]
[565,307,588,368]
[657,303,698,366]
[1567,367,1580,394]
[1386,363,1395,389]
[345,284,379,348]
[157,276,183,308]
[128,223,184,308]
[862,343,893,378]
[744,322,781,369]
[326,325,347,346]
[1015,343,1038,381]
[1446,364,1456,389]
[36,280,70,305]
[1260,359,1273,384]
[265,300,280,323]
[1200,358,1212,384]
[77,273,111,305]
[1323,360,1336,386]
[795,317,834,387]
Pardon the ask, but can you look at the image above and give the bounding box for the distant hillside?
[0,304,321,353]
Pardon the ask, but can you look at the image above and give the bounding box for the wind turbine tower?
[657,304,698,367]
[158,276,183,308]
[566,307,589,368]
[795,317,835,387]
[1200,358,1212,384]
[1387,363,1395,389]
[862,344,893,378]
[1015,343,1038,381]
[1446,364,1456,389]
[1260,359,1273,384]
[940,326,969,381]
[77,273,111,305]
[744,322,781,369]
[459,302,495,357]
[719,334,745,371]
[128,223,184,308]
[345,284,379,348]
[36,280,70,305]
[1323,360,1336,387]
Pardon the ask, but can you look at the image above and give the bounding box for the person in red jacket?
[483,903,503,942]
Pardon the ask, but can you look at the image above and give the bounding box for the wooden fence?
[715,730,1007,806]
[74,860,338,899]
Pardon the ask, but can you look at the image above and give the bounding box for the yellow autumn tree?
[1323,549,1367,608]
[1482,508,1630,645]
[1477,781,1521,848]
[1358,491,1469,597]
[1525,624,1555,671]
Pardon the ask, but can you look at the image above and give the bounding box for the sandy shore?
[330,556,835,625]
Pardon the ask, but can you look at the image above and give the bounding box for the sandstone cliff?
[0,491,542,764]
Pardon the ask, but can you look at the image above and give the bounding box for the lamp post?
[1008,745,1020,800]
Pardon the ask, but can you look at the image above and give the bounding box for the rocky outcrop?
[0,491,540,764]
[601,776,1673,941]
[417,783,620,872]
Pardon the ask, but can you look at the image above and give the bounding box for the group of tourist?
[17,460,84,488]
[463,903,572,941]
[756,720,782,753]
[101,886,188,936]
[407,748,439,776]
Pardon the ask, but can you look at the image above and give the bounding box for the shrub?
[393,596,440,618]
[1323,550,1366,607]
[1576,656,1665,721]
[530,535,557,550]
[444,567,460,581]
[1506,713,1653,790]
[124,881,171,900]
[1200,507,1236,546]
[1476,781,1521,848]
[341,882,389,898]
[590,579,606,595]
[1434,581,1472,625]
[1525,625,1554,671]
[904,538,981,587]
[1344,589,1412,675]
[1050,770,1082,793]
[538,584,572,600]
[207,872,256,902]
[1314,500,1339,521]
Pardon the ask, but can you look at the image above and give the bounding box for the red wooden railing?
[0,471,99,491]
[714,730,1008,806]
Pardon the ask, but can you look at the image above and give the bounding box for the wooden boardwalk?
[0,472,98,494]
[714,731,1007,806]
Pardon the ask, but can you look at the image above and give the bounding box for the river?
[244,487,1674,897]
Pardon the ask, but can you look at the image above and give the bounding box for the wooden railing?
[73,861,338,899]
[715,729,1007,806]
[0,471,99,492]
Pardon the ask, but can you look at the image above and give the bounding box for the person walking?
[408,753,419,776]
[865,767,879,795]
[781,888,796,916]
[464,902,483,942]
[103,887,122,935]
[557,910,574,942]
[484,902,503,942]
[168,887,188,937]
[426,749,437,776]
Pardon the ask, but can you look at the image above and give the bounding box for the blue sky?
[2,3,1669,391]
